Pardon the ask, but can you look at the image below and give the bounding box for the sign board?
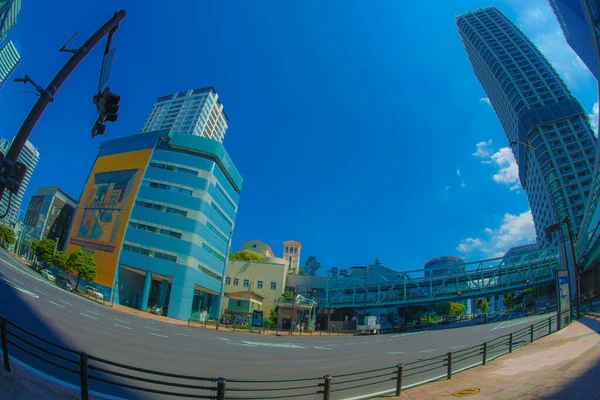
[556,269,571,328]
[234,315,245,326]
[252,310,263,327]
[100,47,117,89]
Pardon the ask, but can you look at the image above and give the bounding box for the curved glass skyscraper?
[457,7,597,246]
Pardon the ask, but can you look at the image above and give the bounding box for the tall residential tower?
[0,0,21,43]
[0,39,19,89]
[140,87,229,143]
[457,7,597,246]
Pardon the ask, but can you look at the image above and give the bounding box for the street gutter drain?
[452,388,480,397]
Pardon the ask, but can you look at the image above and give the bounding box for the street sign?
[99,46,116,90]
[556,269,571,329]
[252,310,263,327]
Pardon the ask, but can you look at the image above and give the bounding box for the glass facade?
[0,0,21,43]
[0,40,19,89]
[457,7,597,246]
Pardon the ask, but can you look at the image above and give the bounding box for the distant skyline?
[0,0,597,273]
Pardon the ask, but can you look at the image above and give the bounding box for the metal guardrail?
[1,301,594,400]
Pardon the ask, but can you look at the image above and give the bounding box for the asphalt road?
[0,251,560,400]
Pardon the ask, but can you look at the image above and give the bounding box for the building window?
[207,222,228,243]
[210,202,233,227]
[270,282,277,290]
[236,300,243,307]
[233,278,239,286]
[197,264,222,282]
[214,183,236,210]
[149,162,198,176]
[257,280,263,289]
[243,279,249,288]
[135,200,188,217]
[128,221,182,239]
[225,277,231,285]
[122,243,177,263]
[143,180,193,196]
[202,243,225,262]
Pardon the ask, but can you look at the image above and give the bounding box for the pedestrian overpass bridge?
[324,247,561,309]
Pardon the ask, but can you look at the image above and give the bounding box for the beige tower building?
[283,240,302,274]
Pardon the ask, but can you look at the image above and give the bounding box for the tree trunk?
[75,275,81,292]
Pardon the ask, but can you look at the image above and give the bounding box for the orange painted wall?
[67,149,152,287]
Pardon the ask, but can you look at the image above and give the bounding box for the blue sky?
[0,1,597,274]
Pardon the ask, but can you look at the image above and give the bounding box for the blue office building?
[67,129,242,321]
[457,7,597,246]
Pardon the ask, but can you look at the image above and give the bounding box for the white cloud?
[460,182,467,188]
[472,140,493,163]
[479,97,491,106]
[456,238,483,253]
[491,147,521,191]
[589,102,598,137]
[445,185,451,190]
[456,168,461,177]
[457,210,536,257]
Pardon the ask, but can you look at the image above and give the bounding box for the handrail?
[0,307,581,400]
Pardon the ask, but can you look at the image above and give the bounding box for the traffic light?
[91,87,121,138]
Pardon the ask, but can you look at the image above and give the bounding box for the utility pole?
[215,230,233,330]
[0,10,126,201]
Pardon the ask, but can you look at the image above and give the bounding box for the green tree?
[0,225,16,248]
[52,251,71,273]
[31,238,57,264]
[328,266,339,278]
[435,302,451,317]
[229,249,264,262]
[449,303,466,317]
[67,249,98,291]
[339,268,348,278]
[476,299,489,314]
[302,256,321,276]
[503,292,518,310]
[298,269,307,276]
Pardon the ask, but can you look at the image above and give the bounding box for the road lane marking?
[483,336,494,339]
[217,337,230,341]
[33,288,48,295]
[451,345,466,349]
[313,346,332,350]
[242,341,304,349]
[80,313,98,320]
[227,342,256,347]
[386,352,403,355]
[114,323,132,330]
[114,319,130,325]
[149,333,169,338]
[420,349,436,352]
[59,300,73,306]
[174,332,190,337]
[144,326,159,331]
[85,310,101,316]
[0,277,39,298]
[12,278,24,284]
[374,340,382,343]
[48,300,65,308]
[361,341,370,344]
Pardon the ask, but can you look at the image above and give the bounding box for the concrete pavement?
[380,311,600,399]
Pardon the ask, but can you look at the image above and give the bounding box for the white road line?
[451,345,466,349]
[13,278,24,284]
[345,343,354,346]
[227,342,256,347]
[386,352,403,355]
[149,333,169,338]
[419,349,436,353]
[33,288,48,295]
[217,337,230,341]
[483,335,494,339]
[313,346,332,350]
[144,326,159,331]
[85,310,101,316]
[59,300,73,306]
[114,323,132,330]
[174,332,190,337]
[1,277,39,298]
[361,341,370,344]
[114,319,130,325]
[48,300,64,308]
[80,313,98,320]
[374,340,382,343]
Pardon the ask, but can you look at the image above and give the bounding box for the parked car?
[150,305,163,315]
[41,269,56,282]
[56,277,74,292]
[86,286,104,300]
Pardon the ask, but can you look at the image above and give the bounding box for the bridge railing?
[2,303,589,400]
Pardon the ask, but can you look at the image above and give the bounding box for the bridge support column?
[140,272,152,311]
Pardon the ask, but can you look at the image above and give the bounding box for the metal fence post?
[395,364,403,396]
[530,325,534,343]
[79,352,89,400]
[216,377,226,400]
[323,375,332,400]
[447,352,452,380]
[548,317,552,334]
[1,317,10,372]
[509,333,513,353]
[482,342,488,365]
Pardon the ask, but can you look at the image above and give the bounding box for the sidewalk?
[381,312,600,399]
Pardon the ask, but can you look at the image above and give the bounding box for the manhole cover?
[453,388,481,397]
